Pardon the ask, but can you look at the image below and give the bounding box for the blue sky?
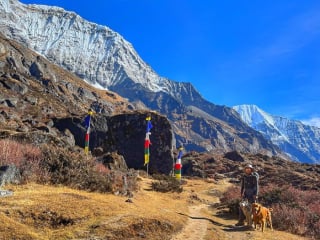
[20,0,320,127]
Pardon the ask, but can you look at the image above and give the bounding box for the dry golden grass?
[0,177,189,240]
[0,177,312,240]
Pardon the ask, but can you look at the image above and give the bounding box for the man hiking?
[235,164,259,226]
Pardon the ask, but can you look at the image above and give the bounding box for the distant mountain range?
[233,105,320,163]
[2,0,318,163]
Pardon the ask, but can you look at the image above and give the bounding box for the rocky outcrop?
[0,165,21,187]
[54,111,175,174]
[224,151,245,162]
[0,33,133,136]
[96,152,128,171]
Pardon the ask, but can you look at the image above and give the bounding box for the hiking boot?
[235,221,245,226]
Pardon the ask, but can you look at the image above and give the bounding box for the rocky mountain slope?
[0,32,175,174]
[233,104,320,163]
[0,0,283,157]
[182,150,320,191]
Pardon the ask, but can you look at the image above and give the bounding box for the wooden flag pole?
[147,163,149,177]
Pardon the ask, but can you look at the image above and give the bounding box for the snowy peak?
[0,0,168,92]
[0,0,211,107]
[233,104,289,143]
[233,104,320,163]
[0,0,212,103]
[233,104,274,126]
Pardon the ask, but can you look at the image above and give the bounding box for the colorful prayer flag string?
[84,109,94,154]
[175,146,183,180]
[144,116,152,166]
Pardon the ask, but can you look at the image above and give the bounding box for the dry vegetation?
[0,177,312,240]
[0,140,319,240]
[221,184,320,239]
[0,140,185,239]
[0,180,187,240]
[0,139,138,193]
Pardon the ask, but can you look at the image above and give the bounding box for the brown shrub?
[0,139,138,194]
[95,162,110,174]
[220,185,241,215]
[39,145,113,192]
[221,183,320,239]
[272,204,308,235]
[40,145,138,194]
[0,139,44,182]
[151,174,183,193]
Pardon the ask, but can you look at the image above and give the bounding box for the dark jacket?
[241,172,259,202]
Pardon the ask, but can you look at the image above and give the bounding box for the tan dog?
[239,199,252,226]
[251,202,273,232]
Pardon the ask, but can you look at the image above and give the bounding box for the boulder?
[2,79,28,95]
[62,128,75,147]
[77,87,96,101]
[97,152,128,171]
[2,98,18,108]
[0,165,21,187]
[53,111,175,174]
[224,151,245,162]
[29,62,43,79]
[105,112,174,174]
[25,96,38,105]
[0,42,6,57]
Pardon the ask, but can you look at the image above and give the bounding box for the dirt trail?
[170,178,311,240]
[171,204,208,240]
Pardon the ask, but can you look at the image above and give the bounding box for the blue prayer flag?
[146,120,152,132]
[84,115,91,128]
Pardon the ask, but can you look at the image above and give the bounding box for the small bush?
[151,174,183,193]
[220,185,241,215]
[94,162,110,174]
[0,139,138,195]
[0,139,45,182]
[40,145,138,194]
[39,145,113,192]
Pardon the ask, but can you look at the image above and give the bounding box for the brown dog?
[251,202,273,232]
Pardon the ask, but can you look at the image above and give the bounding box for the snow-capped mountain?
[0,0,212,105]
[0,0,282,155]
[0,0,175,93]
[233,104,320,163]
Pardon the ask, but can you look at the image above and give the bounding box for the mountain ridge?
[233,104,320,163]
[0,0,284,156]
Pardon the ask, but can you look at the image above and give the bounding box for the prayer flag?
[144,116,152,165]
[175,147,183,180]
[84,110,93,154]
